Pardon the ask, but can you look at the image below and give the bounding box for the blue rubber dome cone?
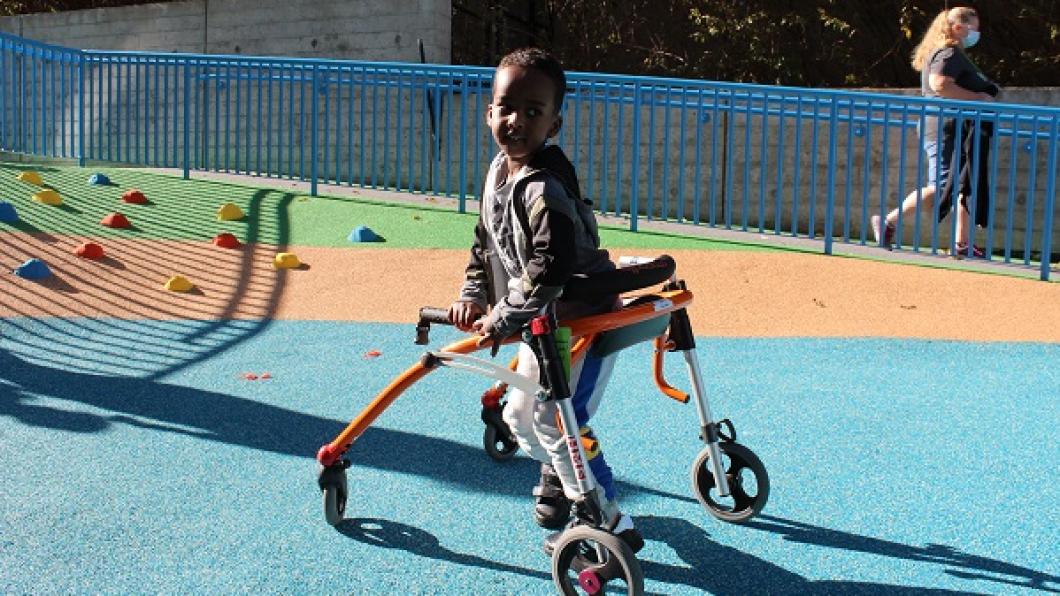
[348,225,384,243]
[14,258,52,280]
[0,201,18,223]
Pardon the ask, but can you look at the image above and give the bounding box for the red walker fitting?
[317,443,343,466]
[481,386,505,409]
[529,315,552,336]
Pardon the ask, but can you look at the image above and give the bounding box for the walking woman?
[872,6,1000,257]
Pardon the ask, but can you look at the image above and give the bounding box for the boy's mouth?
[505,132,526,143]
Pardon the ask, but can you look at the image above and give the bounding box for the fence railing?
[2,32,1058,280]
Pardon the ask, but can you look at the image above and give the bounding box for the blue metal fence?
[2,32,1058,280]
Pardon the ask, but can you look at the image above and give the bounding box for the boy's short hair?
[497,47,567,113]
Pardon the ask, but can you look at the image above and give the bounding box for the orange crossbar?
[317,290,693,465]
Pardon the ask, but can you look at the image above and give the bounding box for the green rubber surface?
[0,162,777,251]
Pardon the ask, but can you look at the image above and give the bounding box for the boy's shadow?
[638,515,986,595]
[743,514,1059,594]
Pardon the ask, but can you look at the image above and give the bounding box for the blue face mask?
[963,29,981,48]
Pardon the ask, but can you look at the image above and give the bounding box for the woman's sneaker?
[953,243,985,259]
[870,215,896,249]
[533,463,571,529]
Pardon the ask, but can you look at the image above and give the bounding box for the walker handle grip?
[415,306,453,345]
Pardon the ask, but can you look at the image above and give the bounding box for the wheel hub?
[577,569,602,594]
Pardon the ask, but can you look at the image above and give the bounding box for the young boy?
[448,47,642,553]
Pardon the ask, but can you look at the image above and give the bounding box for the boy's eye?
[527,108,541,118]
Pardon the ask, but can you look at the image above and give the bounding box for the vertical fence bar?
[1022,117,1041,265]
[600,85,609,214]
[824,95,839,255]
[457,71,468,210]
[984,113,1001,256]
[1038,117,1058,281]
[310,64,319,195]
[790,96,803,236]
[675,87,687,222]
[77,53,85,165]
[774,93,786,234]
[586,82,596,205]
[629,82,641,231]
[708,90,720,227]
[842,96,856,242]
[876,104,892,247]
[859,102,874,243]
[692,89,704,225]
[0,40,6,151]
[1003,116,1020,262]
[183,63,190,178]
[756,94,768,232]
[807,97,820,238]
[741,92,752,231]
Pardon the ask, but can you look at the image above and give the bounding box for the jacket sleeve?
[457,217,490,309]
[483,197,576,337]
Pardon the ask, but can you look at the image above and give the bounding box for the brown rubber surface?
[4,233,1057,342]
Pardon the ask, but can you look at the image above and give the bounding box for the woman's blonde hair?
[911,7,978,72]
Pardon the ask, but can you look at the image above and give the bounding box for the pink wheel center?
[577,569,602,594]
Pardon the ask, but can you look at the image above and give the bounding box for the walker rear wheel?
[551,525,644,595]
[691,441,769,524]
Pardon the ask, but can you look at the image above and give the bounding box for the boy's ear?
[549,115,563,139]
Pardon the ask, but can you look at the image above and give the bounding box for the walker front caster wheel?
[691,441,769,523]
[483,423,519,461]
[318,461,349,526]
[551,526,644,595]
[481,402,519,462]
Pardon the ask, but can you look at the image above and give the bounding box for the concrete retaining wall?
[0,0,451,62]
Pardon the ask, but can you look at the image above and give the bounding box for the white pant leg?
[533,349,618,500]
[501,342,552,464]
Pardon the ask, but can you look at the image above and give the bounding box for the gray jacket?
[459,146,615,337]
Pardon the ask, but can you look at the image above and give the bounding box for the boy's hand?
[471,318,502,356]
[449,301,485,332]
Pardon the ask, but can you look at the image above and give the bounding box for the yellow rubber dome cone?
[17,171,43,185]
[217,203,245,221]
[32,189,62,205]
[273,252,302,269]
[164,275,195,292]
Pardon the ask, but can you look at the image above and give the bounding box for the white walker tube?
[430,351,545,399]
[681,349,731,497]
[554,397,599,499]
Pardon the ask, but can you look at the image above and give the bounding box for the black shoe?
[543,513,644,557]
[533,464,571,530]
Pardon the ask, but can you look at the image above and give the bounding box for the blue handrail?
[1,32,1057,280]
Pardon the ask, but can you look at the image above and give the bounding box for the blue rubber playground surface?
[1,316,1057,594]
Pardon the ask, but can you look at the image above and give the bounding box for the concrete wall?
[0,0,451,62]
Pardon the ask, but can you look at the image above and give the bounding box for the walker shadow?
[331,515,989,595]
[336,518,551,583]
[743,514,1059,594]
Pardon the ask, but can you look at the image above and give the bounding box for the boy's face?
[487,65,562,168]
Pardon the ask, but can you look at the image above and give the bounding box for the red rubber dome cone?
[213,232,242,249]
[101,212,131,228]
[74,242,105,259]
[121,189,148,204]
